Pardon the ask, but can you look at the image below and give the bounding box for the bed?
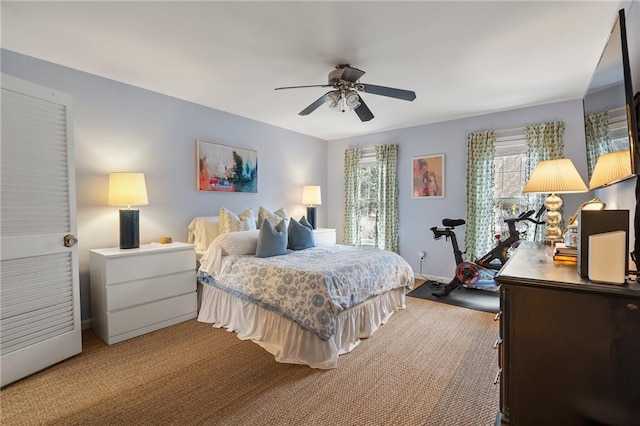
[188,212,414,369]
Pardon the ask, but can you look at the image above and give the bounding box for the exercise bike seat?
[442,218,465,228]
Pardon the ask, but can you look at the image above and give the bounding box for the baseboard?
[413,271,447,283]
[81,319,92,330]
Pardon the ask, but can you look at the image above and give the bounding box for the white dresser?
[313,228,337,246]
[90,242,197,344]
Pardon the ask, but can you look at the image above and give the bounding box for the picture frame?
[412,154,444,198]
[197,139,258,193]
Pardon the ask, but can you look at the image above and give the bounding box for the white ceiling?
[1,1,632,140]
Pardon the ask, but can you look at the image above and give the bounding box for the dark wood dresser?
[494,242,640,426]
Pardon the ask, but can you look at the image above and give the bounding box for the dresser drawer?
[104,249,194,284]
[106,270,196,311]
[107,293,196,339]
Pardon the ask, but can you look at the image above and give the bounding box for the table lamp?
[302,185,321,229]
[523,158,587,245]
[108,172,148,249]
[589,150,632,189]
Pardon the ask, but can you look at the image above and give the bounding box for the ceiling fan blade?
[354,97,374,122]
[299,91,332,116]
[339,66,366,83]
[275,84,331,90]
[359,84,416,101]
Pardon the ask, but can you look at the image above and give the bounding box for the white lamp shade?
[302,185,322,206]
[588,150,632,189]
[523,159,587,194]
[108,173,149,206]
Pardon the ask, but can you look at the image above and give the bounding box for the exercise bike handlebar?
[505,209,545,225]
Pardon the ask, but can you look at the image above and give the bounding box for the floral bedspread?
[197,245,414,341]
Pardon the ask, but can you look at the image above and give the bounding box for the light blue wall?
[1,49,327,321]
[327,99,592,281]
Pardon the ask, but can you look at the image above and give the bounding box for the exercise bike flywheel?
[455,262,480,285]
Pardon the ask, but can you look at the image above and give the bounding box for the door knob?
[63,234,78,247]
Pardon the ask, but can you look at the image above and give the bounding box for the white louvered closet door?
[0,74,81,387]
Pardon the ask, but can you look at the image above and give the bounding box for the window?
[344,144,399,252]
[357,150,378,247]
[608,107,630,150]
[492,133,535,241]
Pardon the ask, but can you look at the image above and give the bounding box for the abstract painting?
[197,139,258,193]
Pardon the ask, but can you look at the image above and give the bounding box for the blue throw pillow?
[256,219,288,258]
[288,216,316,250]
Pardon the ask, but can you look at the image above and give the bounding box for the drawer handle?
[493,338,502,349]
[494,312,501,321]
[493,370,501,385]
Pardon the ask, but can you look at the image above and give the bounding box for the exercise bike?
[429,209,544,297]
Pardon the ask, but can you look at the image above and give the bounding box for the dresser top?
[495,241,640,297]
[90,242,194,257]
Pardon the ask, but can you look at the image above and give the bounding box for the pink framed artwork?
[412,154,444,198]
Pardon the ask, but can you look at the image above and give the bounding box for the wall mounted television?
[583,8,639,188]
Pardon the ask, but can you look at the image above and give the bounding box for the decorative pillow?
[219,207,256,234]
[256,219,288,258]
[199,230,259,277]
[258,206,290,229]
[216,229,260,256]
[288,216,316,250]
[187,216,220,253]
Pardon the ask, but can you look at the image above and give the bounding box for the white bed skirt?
[197,285,407,369]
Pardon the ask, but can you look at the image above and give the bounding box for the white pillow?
[258,206,290,229]
[187,216,220,253]
[219,207,256,234]
[199,230,259,277]
[217,229,260,256]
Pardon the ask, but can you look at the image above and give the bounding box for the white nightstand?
[313,228,337,246]
[90,242,197,345]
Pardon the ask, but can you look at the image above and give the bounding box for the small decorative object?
[302,185,321,229]
[564,225,578,248]
[159,237,172,244]
[197,139,258,193]
[412,154,444,198]
[523,158,587,245]
[108,173,149,249]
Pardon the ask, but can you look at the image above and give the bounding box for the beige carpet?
[0,294,499,425]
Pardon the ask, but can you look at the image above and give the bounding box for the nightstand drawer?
[107,293,196,339]
[104,249,194,284]
[106,270,196,311]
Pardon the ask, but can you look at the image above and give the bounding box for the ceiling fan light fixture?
[326,91,342,112]
[345,90,361,110]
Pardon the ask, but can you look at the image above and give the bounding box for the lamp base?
[306,206,317,230]
[119,209,140,249]
[542,193,563,244]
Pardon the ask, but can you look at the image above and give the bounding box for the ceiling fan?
[274,64,416,122]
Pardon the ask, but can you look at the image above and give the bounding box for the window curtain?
[465,130,496,261]
[584,111,613,180]
[525,121,565,241]
[375,144,399,253]
[343,147,362,246]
